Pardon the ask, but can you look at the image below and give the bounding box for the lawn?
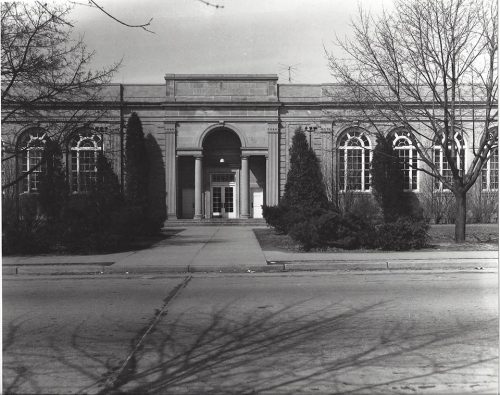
[254,223,499,252]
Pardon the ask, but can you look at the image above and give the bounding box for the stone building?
[2,74,498,223]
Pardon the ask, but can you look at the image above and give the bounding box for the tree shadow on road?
[108,301,497,394]
[3,301,497,394]
[3,313,141,394]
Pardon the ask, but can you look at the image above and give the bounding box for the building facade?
[2,74,498,223]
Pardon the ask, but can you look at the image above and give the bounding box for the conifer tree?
[93,153,123,213]
[282,129,329,211]
[38,140,67,221]
[371,134,405,222]
[125,112,149,208]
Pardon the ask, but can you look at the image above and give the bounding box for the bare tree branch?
[87,0,155,34]
[326,0,498,241]
[196,0,225,9]
[69,0,225,34]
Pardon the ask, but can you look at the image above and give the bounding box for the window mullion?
[488,161,491,190]
[361,147,365,191]
[343,147,347,191]
[77,150,80,193]
[26,150,30,192]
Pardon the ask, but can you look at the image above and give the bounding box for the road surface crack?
[99,275,192,393]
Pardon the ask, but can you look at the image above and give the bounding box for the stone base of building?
[163,218,266,227]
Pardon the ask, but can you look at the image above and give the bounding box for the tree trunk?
[454,190,466,243]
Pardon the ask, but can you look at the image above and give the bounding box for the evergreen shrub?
[285,208,339,251]
[281,130,329,211]
[2,194,51,254]
[60,154,134,253]
[334,213,377,249]
[312,210,342,246]
[263,129,334,249]
[262,204,289,233]
[124,112,162,235]
[376,218,429,250]
[38,141,67,221]
[370,134,428,249]
[288,219,319,251]
[371,134,406,222]
[340,193,382,224]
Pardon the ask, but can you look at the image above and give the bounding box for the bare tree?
[1,2,120,190]
[327,0,497,242]
[1,2,119,123]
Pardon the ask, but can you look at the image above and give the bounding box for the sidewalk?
[2,226,498,275]
[3,226,268,275]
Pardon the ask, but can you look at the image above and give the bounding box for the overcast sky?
[71,0,391,84]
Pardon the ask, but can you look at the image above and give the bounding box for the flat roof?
[164,74,279,81]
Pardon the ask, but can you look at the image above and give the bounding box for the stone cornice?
[2,100,494,111]
[279,100,495,109]
[164,74,279,81]
[165,117,279,123]
[162,101,280,108]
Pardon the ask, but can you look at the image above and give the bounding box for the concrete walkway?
[3,226,268,275]
[113,226,266,272]
[2,226,498,275]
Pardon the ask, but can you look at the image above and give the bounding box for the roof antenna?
[278,63,301,83]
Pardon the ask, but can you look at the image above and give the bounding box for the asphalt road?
[3,271,498,394]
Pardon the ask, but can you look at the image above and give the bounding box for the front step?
[163,218,267,227]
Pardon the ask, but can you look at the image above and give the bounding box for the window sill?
[19,191,39,195]
[339,190,371,194]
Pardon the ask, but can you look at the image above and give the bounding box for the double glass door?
[212,185,235,218]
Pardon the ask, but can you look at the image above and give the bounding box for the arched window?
[482,147,498,191]
[338,129,371,191]
[69,131,102,193]
[18,129,48,193]
[433,133,465,190]
[390,130,418,191]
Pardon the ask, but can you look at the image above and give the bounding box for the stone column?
[194,154,203,220]
[267,124,280,206]
[265,154,269,206]
[240,155,250,219]
[321,121,334,200]
[165,122,177,219]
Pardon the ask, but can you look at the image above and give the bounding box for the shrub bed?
[262,129,429,251]
[263,206,429,252]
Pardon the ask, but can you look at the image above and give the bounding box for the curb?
[3,258,497,276]
[269,258,498,271]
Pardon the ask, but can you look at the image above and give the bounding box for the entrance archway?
[202,128,242,219]
[202,128,241,167]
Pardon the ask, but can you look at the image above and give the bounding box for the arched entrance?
[202,128,242,219]
[176,126,266,220]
